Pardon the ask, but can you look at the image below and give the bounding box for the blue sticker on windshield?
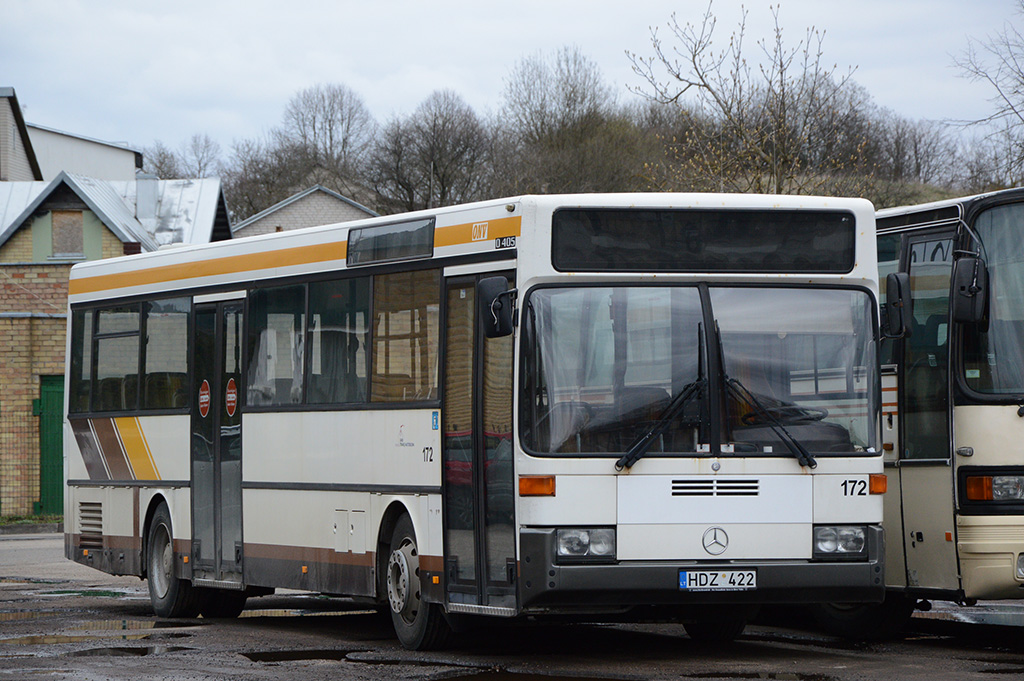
[432,411,439,430]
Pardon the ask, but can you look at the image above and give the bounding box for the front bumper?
[519,526,885,612]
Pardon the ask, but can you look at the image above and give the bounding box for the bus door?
[441,274,517,612]
[191,301,244,586]
[897,233,959,591]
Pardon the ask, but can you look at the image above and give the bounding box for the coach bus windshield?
[963,202,1024,395]
[520,286,879,458]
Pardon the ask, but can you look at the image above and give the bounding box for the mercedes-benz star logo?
[702,527,729,555]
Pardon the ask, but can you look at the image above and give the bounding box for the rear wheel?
[386,515,451,650]
[146,503,199,618]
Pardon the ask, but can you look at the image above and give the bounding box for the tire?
[146,503,199,618]
[197,588,247,619]
[810,593,914,640]
[683,616,747,642]
[386,515,451,650]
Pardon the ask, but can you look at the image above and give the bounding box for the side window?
[94,305,141,411]
[69,309,93,413]
[371,269,440,402]
[247,285,306,406]
[142,297,190,409]
[308,277,370,404]
[876,232,901,365]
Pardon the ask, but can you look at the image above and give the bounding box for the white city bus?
[822,187,1024,634]
[65,193,888,649]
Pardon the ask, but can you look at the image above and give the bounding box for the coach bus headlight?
[1016,554,1024,580]
[813,525,867,559]
[965,475,1024,501]
[556,528,616,562]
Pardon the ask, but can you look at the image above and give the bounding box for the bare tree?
[367,90,489,213]
[143,140,183,179]
[178,133,222,178]
[954,0,1024,186]
[280,83,375,194]
[494,46,651,194]
[630,3,877,197]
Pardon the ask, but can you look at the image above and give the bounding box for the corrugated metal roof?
[0,172,225,251]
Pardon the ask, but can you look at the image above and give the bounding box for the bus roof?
[68,192,875,304]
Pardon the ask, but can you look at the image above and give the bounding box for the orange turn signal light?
[966,476,993,501]
[869,474,887,495]
[519,475,556,497]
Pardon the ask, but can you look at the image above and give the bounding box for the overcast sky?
[1,0,1018,156]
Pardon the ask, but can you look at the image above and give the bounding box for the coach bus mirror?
[884,272,912,339]
[951,255,989,325]
[479,276,518,338]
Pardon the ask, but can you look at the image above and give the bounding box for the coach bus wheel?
[197,588,248,619]
[810,593,914,639]
[386,515,451,650]
[146,503,199,618]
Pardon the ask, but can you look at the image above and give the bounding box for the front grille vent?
[79,501,103,548]
[671,479,759,497]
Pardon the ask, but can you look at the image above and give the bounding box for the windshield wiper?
[725,377,817,469]
[615,378,706,471]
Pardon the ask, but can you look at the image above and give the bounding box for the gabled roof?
[0,171,230,252]
[230,184,377,234]
[0,87,43,181]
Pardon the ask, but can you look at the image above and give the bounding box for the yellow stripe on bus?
[114,417,161,481]
[69,215,522,297]
[69,241,348,296]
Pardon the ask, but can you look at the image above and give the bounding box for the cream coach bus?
[817,188,1024,636]
[65,193,892,649]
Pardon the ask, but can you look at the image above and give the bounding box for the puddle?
[0,634,153,645]
[41,589,132,598]
[1,632,190,646]
[244,649,353,663]
[69,620,191,631]
[239,608,377,619]
[68,645,191,657]
[0,611,44,622]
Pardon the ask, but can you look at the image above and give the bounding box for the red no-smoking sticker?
[225,378,237,417]
[198,380,211,418]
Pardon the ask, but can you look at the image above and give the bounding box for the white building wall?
[27,126,138,181]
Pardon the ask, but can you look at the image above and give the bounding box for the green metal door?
[36,376,65,515]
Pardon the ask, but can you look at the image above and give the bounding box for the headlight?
[556,528,616,562]
[1016,554,1024,580]
[813,525,867,560]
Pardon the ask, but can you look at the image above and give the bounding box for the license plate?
[679,569,757,591]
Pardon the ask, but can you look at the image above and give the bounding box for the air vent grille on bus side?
[79,501,103,548]
[671,479,759,496]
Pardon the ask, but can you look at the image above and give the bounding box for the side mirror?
[884,272,912,339]
[479,276,518,338]
[951,255,988,325]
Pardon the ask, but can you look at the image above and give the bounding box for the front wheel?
[386,515,451,650]
[146,503,199,618]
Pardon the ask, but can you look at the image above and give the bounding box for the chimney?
[136,171,159,221]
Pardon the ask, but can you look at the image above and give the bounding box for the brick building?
[0,171,230,516]
[230,185,376,239]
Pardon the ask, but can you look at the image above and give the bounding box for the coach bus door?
[442,274,517,613]
[191,301,244,586]
[897,233,960,592]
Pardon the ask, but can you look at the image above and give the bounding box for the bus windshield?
[521,286,878,457]
[964,202,1024,395]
